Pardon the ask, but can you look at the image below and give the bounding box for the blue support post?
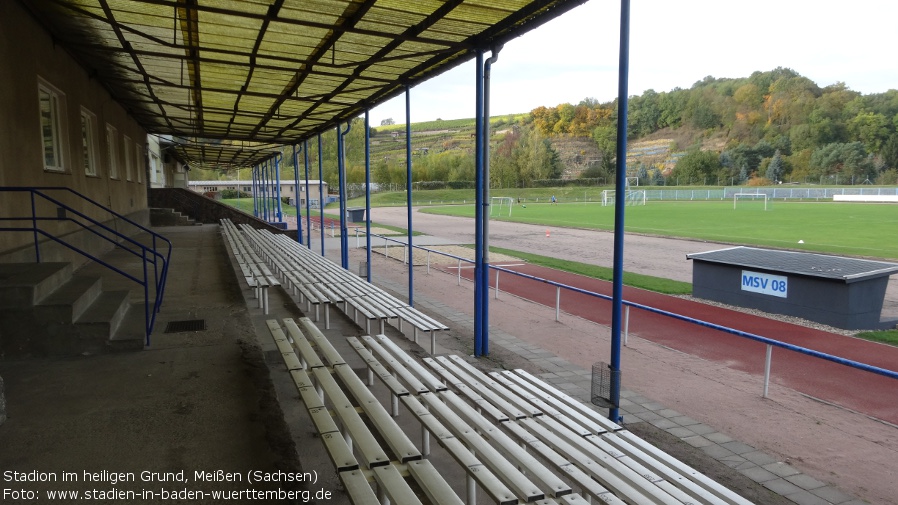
[481,45,502,356]
[338,122,352,269]
[405,86,414,307]
[262,160,269,222]
[473,50,484,356]
[304,140,312,249]
[293,144,303,243]
[251,166,258,217]
[275,155,283,223]
[609,0,631,424]
[364,111,372,283]
[317,134,325,257]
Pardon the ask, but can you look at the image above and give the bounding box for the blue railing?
[360,231,898,385]
[0,187,171,345]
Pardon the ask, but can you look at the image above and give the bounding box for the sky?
[369,0,898,126]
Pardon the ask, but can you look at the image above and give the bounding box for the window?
[123,135,132,181]
[135,143,144,183]
[80,108,98,176]
[106,124,119,179]
[37,80,66,172]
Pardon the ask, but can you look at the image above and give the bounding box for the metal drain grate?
[164,319,206,333]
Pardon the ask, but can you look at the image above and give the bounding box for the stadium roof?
[21,0,589,167]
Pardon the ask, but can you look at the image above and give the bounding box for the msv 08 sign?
[741,270,788,298]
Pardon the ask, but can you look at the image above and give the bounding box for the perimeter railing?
[357,230,898,399]
[0,187,171,345]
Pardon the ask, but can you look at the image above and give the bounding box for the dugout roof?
[687,247,898,283]
[21,0,588,168]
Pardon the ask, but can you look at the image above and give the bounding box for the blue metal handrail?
[361,230,898,382]
[0,187,171,345]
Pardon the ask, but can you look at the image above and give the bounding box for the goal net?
[733,192,769,211]
[490,196,514,217]
[602,190,646,207]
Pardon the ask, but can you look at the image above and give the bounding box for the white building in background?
[186,179,328,208]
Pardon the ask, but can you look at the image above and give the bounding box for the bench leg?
[315,305,320,322]
[341,424,352,454]
[398,318,403,333]
[391,394,398,417]
[325,305,330,330]
[367,367,374,387]
[422,427,430,458]
[466,475,476,505]
[365,319,370,335]
[379,319,385,334]
[430,330,436,355]
[262,287,269,314]
[413,326,419,345]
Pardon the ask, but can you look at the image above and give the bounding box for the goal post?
[733,192,769,210]
[603,189,645,207]
[490,196,514,217]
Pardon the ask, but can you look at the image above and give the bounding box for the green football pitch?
[421,200,898,260]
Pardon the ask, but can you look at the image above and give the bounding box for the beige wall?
[0,2,150,264]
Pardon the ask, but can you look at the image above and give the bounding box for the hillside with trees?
[195,67,898,189]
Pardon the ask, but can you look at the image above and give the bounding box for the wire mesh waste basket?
[591,361,620,408]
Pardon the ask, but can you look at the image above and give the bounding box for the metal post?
[275,154,283,222]
[426,251,430,275]
[495,269,499,299]
[763,344,773,398]
[365,110,372,283]
[293,144,302,243]
[405,86,414,307]
[555,286,560,321]
[251,166,258,217]
[473,49,484,356]
[481,45,501,357]
[317,134,325,257]
[304,139,312,249]
[608,0,631,424]
[457,259,461,285]
[338,122,352,269]
[624,305,630,346]
[31,192,40,262]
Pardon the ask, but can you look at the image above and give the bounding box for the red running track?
[445,261,898,425]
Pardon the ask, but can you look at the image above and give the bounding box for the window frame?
[105,124,119,179]
[123,135,133,181]
[37,79,67,173]
[80,107,99,177]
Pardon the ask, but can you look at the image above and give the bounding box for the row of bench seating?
[228,220,448,353]
[267,317,754,505]
[221,219,280,314]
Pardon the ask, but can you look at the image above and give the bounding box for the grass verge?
[854,330,898,347]
[486,246,692,295]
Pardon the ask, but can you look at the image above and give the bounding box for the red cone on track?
[546,229,550,237]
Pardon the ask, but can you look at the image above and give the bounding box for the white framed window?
[37,79,67,172]
[135,143,144,183]
[123,135,133,181]
[105,125,119,179]
[80,108,99,176]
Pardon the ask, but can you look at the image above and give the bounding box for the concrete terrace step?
[35,276,103,323]
[0,262,72,309]
[150,208,201,227]
[75,290,131,340]
[106,302,148,351]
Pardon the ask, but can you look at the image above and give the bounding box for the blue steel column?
[481,46,501,356]
[304,140,312,249]
[252,166,258,217]
[473,50,484,356]
[261,161,267,221]
[275,155,283,223]
[365,111,372,283]
[405,86,414,307]
[338,122,352,269]
[264,160,271,222]
[293,144,303,243]
[317,134,325,257]
[609,0,631,423]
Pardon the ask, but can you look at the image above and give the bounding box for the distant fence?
[642,187,898,202]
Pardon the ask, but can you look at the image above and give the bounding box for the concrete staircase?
[0,262,144,356]
[150,207,201,227]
